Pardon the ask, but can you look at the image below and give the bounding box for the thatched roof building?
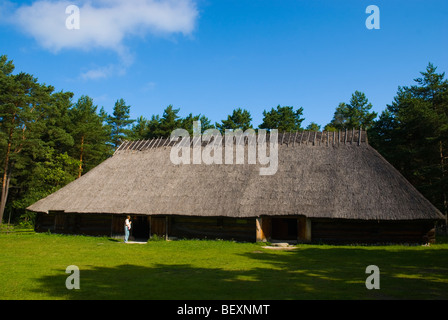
[28,130,444,244]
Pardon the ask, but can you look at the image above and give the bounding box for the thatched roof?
[27,130,444,221]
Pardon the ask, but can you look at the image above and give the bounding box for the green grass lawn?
[0,231,447,300]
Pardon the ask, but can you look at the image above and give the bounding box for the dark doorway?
[131,216,150,240]
[151,216,167,238]
[271,218,298,240]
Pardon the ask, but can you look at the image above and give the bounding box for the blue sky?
[1,0,447,129]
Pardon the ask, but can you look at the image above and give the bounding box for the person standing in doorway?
[124,216,132,243]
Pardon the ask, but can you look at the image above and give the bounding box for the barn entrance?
[131,216,150,240]
[271,218,298,241]
[150,216,167,239]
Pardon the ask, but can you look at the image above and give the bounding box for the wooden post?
[297,216,311,243]
[256,217,265,242]
[358,127,362,146]
[256,217,271,242]
[110,214,113,237]
[165,216,169,240]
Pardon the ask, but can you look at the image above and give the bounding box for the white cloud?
[8,0,198,52]
[80,65,114,80]
[4,0,198,78]
[142,81,157,91]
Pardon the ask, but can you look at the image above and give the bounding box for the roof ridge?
[114,129,368,154]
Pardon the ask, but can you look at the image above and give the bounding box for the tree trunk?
[0,172,11,224]
[0,135,12,224]
[440,140,448,231]
[77,134,85,178]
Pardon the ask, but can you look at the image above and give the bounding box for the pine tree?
[107,98,134,148]
[69,95,112,178]
[216,108,253,132]
[0,55,55,223]
[141,105,182,139]
[326,91,377,130]
[128,116,150,140]
[306,122,321,131]
[181,113,214,135]
[259,105,304,132]
[159,105,182,137]
[370,63,448,225]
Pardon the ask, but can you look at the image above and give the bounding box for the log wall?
[35,212,438,244]
[311,218,436,244]
[170,216,256,242]
[35,212,117,237]
[35,212,57,233]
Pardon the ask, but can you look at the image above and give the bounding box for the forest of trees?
[1,54,447,227]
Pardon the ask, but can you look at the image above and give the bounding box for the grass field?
[0,230,447,300]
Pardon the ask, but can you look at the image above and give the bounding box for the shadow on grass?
[30,246,448,300]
